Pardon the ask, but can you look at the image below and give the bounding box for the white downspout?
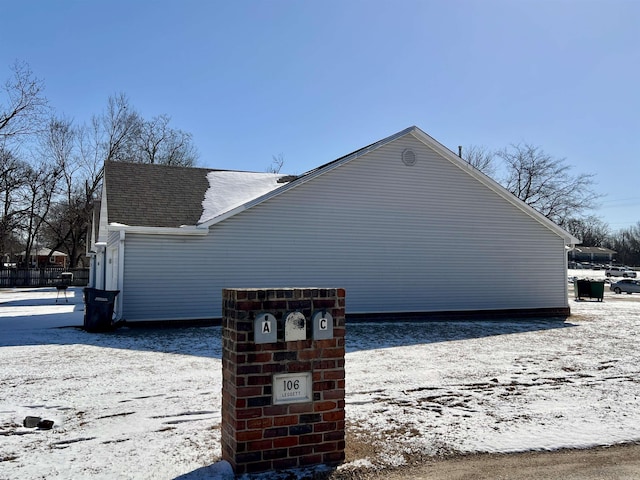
[565,242,576,308]
[115,230,126,320]
[94,242,107,290]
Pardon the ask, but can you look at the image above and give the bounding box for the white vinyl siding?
[122,234,217,321]
[118,134,568,321]
[205,137,566,315]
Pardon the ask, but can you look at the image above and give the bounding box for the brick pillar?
[221,288,346,475]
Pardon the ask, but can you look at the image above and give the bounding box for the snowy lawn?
[1,270,639,479]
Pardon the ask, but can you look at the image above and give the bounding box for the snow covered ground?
[1,270,639,479]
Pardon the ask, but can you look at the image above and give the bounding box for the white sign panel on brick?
[272,372,312,405]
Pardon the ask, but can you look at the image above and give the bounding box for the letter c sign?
[312,311,333,340]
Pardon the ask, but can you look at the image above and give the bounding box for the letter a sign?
[254,313,277,344]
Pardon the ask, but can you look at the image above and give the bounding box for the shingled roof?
[104,161,217,228]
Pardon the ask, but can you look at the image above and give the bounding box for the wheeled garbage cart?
[83,288,120,332]
[574,279,604,302]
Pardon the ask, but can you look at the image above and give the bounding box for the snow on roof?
[199,171,286,224]
[19,249,68,257]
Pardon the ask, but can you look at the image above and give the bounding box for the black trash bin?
[83,288,120,332]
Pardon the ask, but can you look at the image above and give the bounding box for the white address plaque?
[273,372,312,405]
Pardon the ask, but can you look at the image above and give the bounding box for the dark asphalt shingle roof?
[105,161,218,228]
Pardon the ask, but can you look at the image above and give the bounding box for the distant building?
[18,249,68,268]
[568,246,616,265]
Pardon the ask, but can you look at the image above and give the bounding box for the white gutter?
[106,224,208,235]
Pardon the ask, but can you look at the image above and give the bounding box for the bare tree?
[18,159,61,266]
[42,117,76,179]
[496,143,601,227]
[137,114,198,166]
[38,117,92,267]
[72,93,142,206]
[0,61,49,141]
[268,153,284,174]
[0,144,30,262]
[77,119,109,199]
[607,223,640,266]
[99,93,142,164]
[462,145,496,177]
[0,63,202,267]
[564,215,610,246]
[37,94,200,266]
[137,115,167,164]
[160,127,198,166]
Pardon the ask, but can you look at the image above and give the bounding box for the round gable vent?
[402,149,416,166]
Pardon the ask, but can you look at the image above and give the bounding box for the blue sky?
[3,0,639,230]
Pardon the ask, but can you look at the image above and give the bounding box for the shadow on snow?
[0,287,575,358]
[345,317,573,353]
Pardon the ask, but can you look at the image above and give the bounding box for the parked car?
[605,266,637,278]
[609,279,640,294]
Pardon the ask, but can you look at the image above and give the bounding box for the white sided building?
[89,126,578,324]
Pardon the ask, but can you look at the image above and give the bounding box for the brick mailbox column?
[221,288,346,475]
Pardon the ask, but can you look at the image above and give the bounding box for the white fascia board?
[106,224,208,236]
[409,128,580,246]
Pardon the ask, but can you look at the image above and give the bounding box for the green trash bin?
[83,288,120,332]
[588,281,604,302]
